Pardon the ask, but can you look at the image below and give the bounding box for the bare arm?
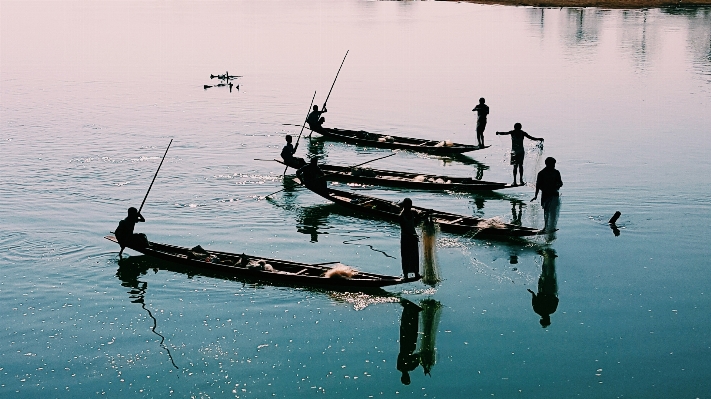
[523,132,543,142]
[496,131,511,136]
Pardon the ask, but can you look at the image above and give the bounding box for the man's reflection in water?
[296,205,330,243]
[527,248,559,328]
[510,200,523,226]
[397,299,442,384]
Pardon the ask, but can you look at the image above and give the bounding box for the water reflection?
[437,154,490,181]
[296,204,332,242]
[526,248,559,328]
[116,258,180,369]
[563,8,605,49]
[397,298,442,385]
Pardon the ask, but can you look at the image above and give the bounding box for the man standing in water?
[399,198,421,281]
[306,105,327,131]
[532,157,563,233]
[115,207,147,257]
[496,123,544,186]
[472,98,489,148]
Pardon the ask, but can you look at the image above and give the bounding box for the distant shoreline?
[442,0,711,9]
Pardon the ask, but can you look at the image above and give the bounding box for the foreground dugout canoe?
[312,127,488,155]
[308,187,544,237]
[277,160,512,191]
[106,236,414,288]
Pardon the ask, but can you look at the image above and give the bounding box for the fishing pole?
[138,139,173,214]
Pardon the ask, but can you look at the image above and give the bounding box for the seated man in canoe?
[115,207,148,256]
[306,105,327,131]
[280,135,307,169]
[296,157,328,194]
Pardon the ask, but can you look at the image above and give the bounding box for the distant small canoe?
[276,160,511,191]
[105,236,414,288]
[312,127,488,154]
[308,188,544,237]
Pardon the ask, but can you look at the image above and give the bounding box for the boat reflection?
[526,248,559,328]
[397,298,442,385]
[436,153,490,181]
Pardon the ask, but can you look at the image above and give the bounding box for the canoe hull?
[315,127,486,155]
[106,236,411,288]
[312,188,544,237]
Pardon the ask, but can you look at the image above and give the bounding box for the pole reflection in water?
[116,258,180,369]
[397,298,443,385]
[527,248,559,328]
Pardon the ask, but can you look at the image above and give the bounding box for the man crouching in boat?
[115,207,148,257]
[306,105,327,131]
[296,157,328,194]
[399,198,422,281]
[281,135,307,169]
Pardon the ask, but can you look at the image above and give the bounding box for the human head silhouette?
[545,157,556,167]
[514,123,522,131]
[400,198,413,210]
[313,105,319,111]
[540,315,551,328]
[310,157,319,165]
[479,97,485,104]
[128,207,138,216]
[401,371,411,385]
[285,135,292,143]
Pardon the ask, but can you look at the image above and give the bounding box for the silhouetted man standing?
[306,105,327,131]
[472,98,489,148]
[532,157,563,233]
[496,123,543,186]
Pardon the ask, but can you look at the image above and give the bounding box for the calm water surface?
[1,1,710,397]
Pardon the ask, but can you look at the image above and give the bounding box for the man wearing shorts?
[472,98,489,148]
[496,123,543,186]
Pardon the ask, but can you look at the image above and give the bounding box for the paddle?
[262,152,394,199]
[309,50,349,138]
[283,91,317,177]
[138,139,173,214]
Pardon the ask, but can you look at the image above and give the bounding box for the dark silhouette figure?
[399,198,422,280]
[306,105,327,131]
[281,135,307,169]
[296,205,331,243]
[397,299,422,385]
[531,157,563,233]
[527,248,559,327]
[115,207,147,257]
[396,298,442,385]
[510,200,523,226]
[496,123,544,186]
[296,157,327,194]
[472,97,490,147]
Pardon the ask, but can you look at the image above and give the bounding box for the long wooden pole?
[138,139,173,213]
[283,91,317,176]
[322,50,349,110]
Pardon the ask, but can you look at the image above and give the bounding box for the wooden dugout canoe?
[312,127,488,155]
[307,187,544,237]
[106,235,415,288]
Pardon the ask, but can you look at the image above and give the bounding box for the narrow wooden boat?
[106,236,414,288]
[313,127,488,155]
[308,188,544,237]
[276,160,511,191]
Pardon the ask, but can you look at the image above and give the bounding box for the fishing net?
[420,217,441,287]
[418,299,442,376]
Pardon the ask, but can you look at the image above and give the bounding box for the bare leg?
[519,163,525,185]
[119,247,124,257]
[512,166,518,185]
